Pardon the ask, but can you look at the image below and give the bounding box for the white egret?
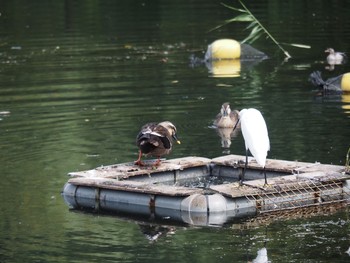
[233,108,270,185]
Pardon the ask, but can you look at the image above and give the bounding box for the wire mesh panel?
[245,175,350,213]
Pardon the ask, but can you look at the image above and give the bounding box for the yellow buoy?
[207,59,241,78]
[341,73,350,92]
[205,39,241,60]
[341,93,350,115]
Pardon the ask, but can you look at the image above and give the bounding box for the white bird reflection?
[345,246,350,256]
[252,247,269,263]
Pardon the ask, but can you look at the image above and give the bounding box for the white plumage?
[325,48,346,65]
[239,108,270,167]
[233,108,270,185]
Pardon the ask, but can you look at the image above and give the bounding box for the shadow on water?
[64,203,350,262]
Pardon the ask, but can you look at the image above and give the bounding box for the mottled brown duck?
[213,102,239,128]
[135,121,180,166]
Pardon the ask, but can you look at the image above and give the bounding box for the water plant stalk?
[237,0,291,58]
[211,1,311,58]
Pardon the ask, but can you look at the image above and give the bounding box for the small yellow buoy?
[341,93,350,115]
[205,39,241,60]
[207,59,241,78]
[341,73,350,92]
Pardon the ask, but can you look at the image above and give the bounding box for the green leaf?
[207,20,232,32]
[241,25,263,43]
[241,27,263,44]
[246,21,258,30]
[212,0,298,58]
[250,25,262,35]
[208,14,253,33]
[221,3,246,13]
[281,43,311,49]
[225,14,254,22]
[284,51,292,58]
[242,32,263,44]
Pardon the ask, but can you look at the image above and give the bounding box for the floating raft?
[62,155,350,226]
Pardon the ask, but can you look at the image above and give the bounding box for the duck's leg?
[134,150,145,166]
[153,157,162,166]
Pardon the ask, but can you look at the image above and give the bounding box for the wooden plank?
[211,155,345,174]
[68,177,204,196]
[210,182,262,198]
[68,156,211,179]
[69,155,345,179]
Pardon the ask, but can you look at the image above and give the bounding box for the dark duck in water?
[309,71,350,93]
[135,121,181,166]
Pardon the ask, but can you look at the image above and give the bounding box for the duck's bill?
[173,134,181,144]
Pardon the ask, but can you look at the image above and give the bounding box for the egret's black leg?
[263,166,268,185]
[240,150,248,186]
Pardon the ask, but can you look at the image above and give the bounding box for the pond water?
[1,0,350,262]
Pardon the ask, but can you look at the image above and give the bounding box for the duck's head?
[158,121,181,144]
[325,48,335,54]
[220,102,232,117]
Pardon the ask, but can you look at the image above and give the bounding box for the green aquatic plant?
[210,0,311,58]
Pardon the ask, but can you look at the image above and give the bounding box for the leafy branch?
[210,0,311,58]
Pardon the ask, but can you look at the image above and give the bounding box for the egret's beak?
[232,118,240,132]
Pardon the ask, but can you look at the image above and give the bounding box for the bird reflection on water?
[212,102,240,153]
[252,247,269,263]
